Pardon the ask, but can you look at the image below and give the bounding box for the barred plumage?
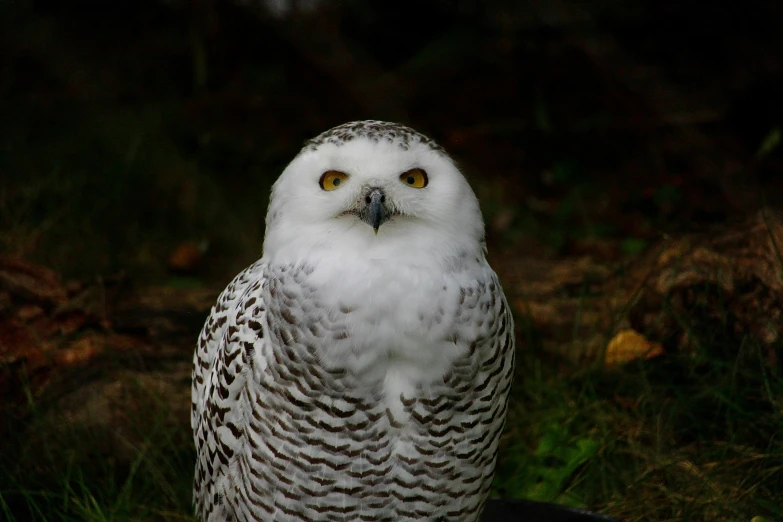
[192,121,515,521]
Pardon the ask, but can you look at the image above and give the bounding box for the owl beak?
[362,188,389,234]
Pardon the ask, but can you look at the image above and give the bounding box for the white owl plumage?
[192,121,515,522]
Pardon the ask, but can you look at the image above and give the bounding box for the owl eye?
[400,168,428,188]
[319,171,349,191]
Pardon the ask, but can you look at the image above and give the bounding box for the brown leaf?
[514,299,560,325]
[0,317,55,370]
[0,256,67,306]
[54,336,103,366]
[17,305,45,322]
[0,318,40,363]
[605,329,664,366]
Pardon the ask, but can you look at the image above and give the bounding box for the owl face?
[263,121,485,264]
[317,166,428,233]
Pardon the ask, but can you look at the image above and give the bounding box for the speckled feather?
[302,120,446,154]
[192,121,515,522]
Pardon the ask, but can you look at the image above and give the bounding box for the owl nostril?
[365,195,372,204]
[380,195,386,203]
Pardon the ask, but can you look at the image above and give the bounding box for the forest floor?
[2,2,783,521]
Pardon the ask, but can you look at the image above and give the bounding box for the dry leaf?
[17,305,44,322]
[605,329,664,366]
[54,336,102,366]
[0,318,41,363]
[0,255,67,305]
[514,299,560,325]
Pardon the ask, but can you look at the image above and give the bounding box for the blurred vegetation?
[1,0,783,520]
[2,0,780,281]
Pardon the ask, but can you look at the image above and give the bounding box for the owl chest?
[259,260,495,426]
[267,261,468,355]
[253,338,487,451]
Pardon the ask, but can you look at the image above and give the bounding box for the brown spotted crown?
[302,120,446,154]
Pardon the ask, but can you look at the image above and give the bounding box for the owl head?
[263,121,486,265]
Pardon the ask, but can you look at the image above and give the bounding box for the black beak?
[361,188,389,234]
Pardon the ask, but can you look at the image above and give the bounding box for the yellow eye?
[319,170,349,191]
[400,168,428,188]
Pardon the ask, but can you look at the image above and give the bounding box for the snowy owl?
[192,120,515,522]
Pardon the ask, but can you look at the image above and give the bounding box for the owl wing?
[456,270,516,520]
[191,260,267,520]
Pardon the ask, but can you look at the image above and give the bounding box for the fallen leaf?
[514,299,560,325]
[17,305,44,322]
[54,336,102,366]
[0,318,55,370]
[0,318,41,363]
[605,329,664,366]
[0,256,67,305]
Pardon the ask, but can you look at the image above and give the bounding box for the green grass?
[1,372,196,522]
[496,339,783,520]
[2,311,782,521]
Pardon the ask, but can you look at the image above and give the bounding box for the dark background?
[2,0,782,282]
